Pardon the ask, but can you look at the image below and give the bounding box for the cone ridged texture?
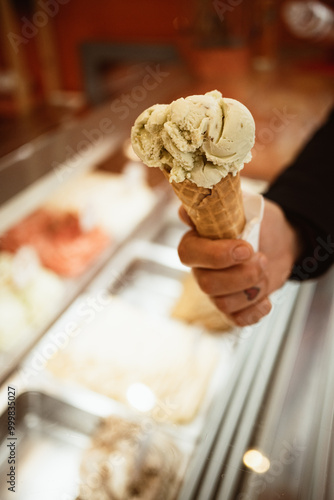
[163,170,245,239]
[163,169,245,332]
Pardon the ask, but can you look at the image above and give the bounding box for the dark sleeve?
[264,109,334,281]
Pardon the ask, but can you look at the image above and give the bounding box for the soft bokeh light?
[243,449,270,473]
[126,382,156,412]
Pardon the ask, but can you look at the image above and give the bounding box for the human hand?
[178,199,303,326]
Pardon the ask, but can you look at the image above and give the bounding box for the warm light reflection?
[123,139,140,162]
[126,382,156,412]
[243,449,270,473]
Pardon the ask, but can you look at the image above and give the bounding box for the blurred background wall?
[1,0,333,99]
[0,0,333,177]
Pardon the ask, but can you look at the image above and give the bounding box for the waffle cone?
[163,170,245,239]
[164,169,245,332]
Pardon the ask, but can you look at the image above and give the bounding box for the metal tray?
[0,390,101,500]
[17,238,241,443]
[20,299,238,442]
[83,239,241,436]
[86,239,192,315]
[0,186,172,385]
[0,389,190,500]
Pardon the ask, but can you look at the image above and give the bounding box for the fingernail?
[238,312,260,327]
[259,298,272,315]
[236,316,248,327]
[233,245,251,261]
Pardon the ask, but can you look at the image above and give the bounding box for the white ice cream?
[0,250,64,351]
[131,90,255,188]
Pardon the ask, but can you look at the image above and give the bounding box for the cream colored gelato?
[47,296,219,424]
[131,90,255,188]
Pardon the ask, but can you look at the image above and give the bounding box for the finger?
[212,279,268,314]
[192,255,268,295]
[178,231,255,269]
[178,206,195,228]
[232,298,272,326]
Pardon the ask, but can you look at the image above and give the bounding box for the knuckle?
[245,265,262,285]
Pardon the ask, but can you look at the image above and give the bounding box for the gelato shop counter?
[1,95,334,500]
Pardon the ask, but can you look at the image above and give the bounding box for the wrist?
[281,211,324,281]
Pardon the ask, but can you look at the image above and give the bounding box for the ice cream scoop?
[131,90,255,189]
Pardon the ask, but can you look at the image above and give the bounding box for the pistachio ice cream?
[131,90,255,189]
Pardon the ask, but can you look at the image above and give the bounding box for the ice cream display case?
[0,200,301,499]
[1,93,334,499]
[2,198,334,499]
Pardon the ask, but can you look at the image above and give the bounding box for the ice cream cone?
[131,90,255,332]
[163,169,245,240]
[162,169,246,332]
